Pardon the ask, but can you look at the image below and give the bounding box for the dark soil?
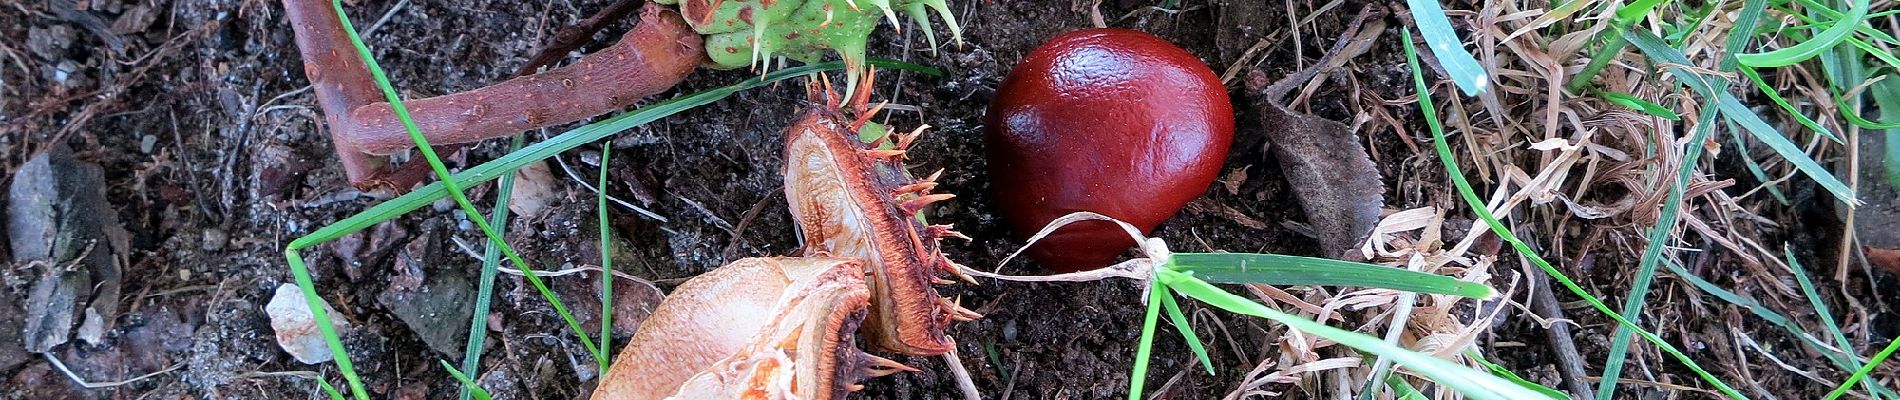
[1,0,1892,399]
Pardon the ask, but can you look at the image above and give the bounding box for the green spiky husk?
[659,0,961,74]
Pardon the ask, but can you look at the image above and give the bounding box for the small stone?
[251,143,315,200]
[0,284,29,372]
[10,145,127,353]
[266,283,352,364]
[477,364,524,400]
[201,228,227,251]
[506,160,560,221]
[111,5,157,35]
[218,87,246,119]
[378,237,476,357]
[25,26,73,61]
[52,60,80,86]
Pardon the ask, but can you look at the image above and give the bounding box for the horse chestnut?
[985,28,1234,272]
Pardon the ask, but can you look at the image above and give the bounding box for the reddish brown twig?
[514,0,646,79]
[285,0,392,188]
[285,0,704,191]
[373,0,652,190]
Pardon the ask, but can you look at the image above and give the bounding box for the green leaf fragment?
[1167,253,1495,299]
[1158,291,1216,375]
[1602,91,1683,120]
[1467,350,1571,399]
[1405,0,1490,95]
[1127,282,1166,400]
[1735,0,1870,68]
[440,361,495,400]
[1158,270,1558,400]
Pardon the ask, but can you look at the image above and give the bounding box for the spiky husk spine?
[781,81,978,356]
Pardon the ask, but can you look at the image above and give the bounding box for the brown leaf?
[1240,7,1389,259]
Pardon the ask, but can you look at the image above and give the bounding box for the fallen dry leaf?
[1241,24,1386,257]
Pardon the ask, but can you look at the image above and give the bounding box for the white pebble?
[266,284,353,364]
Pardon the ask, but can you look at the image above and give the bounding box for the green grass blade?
[1836,92,1900,129]
[1158,291,1215,375]
[1596,79,1721,400]
[1664,2,1719,47]
[1567,33,1630,92]
[982,340,1011,383]
[1736,0,1869,67]
[1570,0,1683,91]
[1385,373,1430,400]
[1405,0,1489,95]
[1167,253,1495,299]
[1466,350,1571,399]
[1776,0,1900,53]
[460,135,522,400]
[439,360,494,400]
[1405,28,1747,399]
[1623,28,1860,205]
[1727,120,1792,203]
[1714,89,1858,204]
[1825,339,1900,400]
[1739,66,1842,142]
[1786,248,1874,396]
[330,0,605,369]
[285,247,367,399]
[1127,282,1166,400]
[596,144,615,375]
[1845,37,1900,72]
[1614,0,1675,25]
[1659,261,1805,339]
[1602,91,1683,120]
[316,375,345,400]
[1660,259,1898,397]
[1877,78,1900,187]
[1778,0,1900,43]
[1158,269,1557,400]
[1719,0,1771,72]
[1891,126,1899,188]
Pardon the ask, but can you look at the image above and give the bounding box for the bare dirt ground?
[1,0,1893,399]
